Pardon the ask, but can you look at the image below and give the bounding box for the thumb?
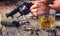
[41,0,50,4]
[49,4,60,11]
[49,4,56,9]
[31,1,39,4]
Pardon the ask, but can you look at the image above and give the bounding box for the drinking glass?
[38,9,56,36]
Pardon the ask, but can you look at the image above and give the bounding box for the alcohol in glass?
[38,16,55,28]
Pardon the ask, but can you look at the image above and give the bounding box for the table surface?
[0,17,60,36]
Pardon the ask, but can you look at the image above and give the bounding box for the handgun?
[6,1,33,18]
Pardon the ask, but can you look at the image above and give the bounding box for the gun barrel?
[6,8,19,17]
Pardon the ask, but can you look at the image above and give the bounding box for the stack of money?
[1,18,14,24]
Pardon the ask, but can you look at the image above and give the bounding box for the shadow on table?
[56,16,60,21]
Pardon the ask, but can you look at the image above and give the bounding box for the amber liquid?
[38,16,55,28]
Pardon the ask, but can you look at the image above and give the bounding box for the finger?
[49,4,56,9]
[31,8,38,13]
[32,12,38,16]
[41,0,49,4]
[50,4,60,11]
[31,1,40,4]
[49,0,58,9]
[30,9,38,16]
[30,4,38,10]
[49,0,59,9]
[30,2,42,10]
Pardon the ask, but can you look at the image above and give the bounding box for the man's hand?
[30,0,60,16]
[50,0,60,11]
[30,1,49,16]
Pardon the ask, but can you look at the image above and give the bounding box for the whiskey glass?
[38,9,56,29]
[38,9,56,36]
